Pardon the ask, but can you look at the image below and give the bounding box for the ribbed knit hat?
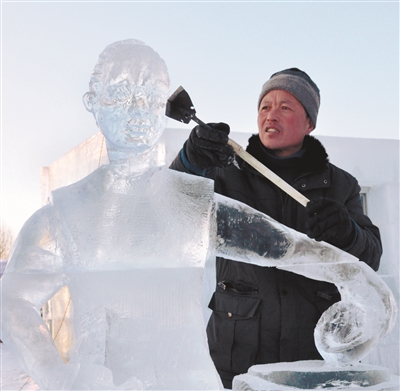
[258,68,320,127]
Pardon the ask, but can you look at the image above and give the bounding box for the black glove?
[185,122,234,169]
[305,197,356,248]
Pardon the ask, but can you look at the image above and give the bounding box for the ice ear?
[83,92,97,113]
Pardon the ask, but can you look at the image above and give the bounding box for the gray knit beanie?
[258,68,320,127]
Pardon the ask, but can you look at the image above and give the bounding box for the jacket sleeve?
[169,144,216,179]
[343,179,382,271]
[169,147,192,173]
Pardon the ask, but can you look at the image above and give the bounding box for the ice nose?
[128,93,149,112]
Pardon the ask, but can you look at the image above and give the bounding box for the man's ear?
[307,118,315,134]
[83,92,97,113]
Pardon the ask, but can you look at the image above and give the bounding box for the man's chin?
[259,136,277,150]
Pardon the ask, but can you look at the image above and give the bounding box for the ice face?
[83,39,170,156]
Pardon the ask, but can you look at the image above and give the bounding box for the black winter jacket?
[170,135,382,388]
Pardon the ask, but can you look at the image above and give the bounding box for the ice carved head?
[83,39,170,155]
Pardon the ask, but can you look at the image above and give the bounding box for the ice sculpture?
[1,39,397,391]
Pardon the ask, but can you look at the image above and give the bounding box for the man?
[169,68,383,388]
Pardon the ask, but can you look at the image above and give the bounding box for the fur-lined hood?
[245,134,329,173]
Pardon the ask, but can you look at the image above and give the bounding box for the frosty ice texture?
[2,165,219,390]
[233,361,395,390]
[82,40,169,157]
[277,252,397,365]
[1,38,397,391]
[213,197,397,366]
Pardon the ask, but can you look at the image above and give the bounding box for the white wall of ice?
[0,259,8,277]
[40,128,399,375]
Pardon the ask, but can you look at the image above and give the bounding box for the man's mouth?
[266,128,279,134]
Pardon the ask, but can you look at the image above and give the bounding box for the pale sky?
[1,1,399,237]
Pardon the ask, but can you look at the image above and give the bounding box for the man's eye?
[282,105,291,110]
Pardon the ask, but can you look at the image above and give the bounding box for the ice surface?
[0,344,40,390]
[233,361,400,390]
[1,39,397,391]
[213,194,397,365]
[279,259,397,365]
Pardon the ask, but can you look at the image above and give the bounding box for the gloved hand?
[305,197,356,249]
[185,122,234,168]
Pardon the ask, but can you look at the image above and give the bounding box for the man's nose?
[266,107,278,122]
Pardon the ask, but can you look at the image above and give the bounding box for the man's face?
[257,90,314,157]
[92,47,169,152]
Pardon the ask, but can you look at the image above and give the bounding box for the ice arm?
[211,193,295,266]
[0,205,77,389]
[1,273,74,386]
[211,193,359,268]
[1,205,139,390]
[210,194,397,365]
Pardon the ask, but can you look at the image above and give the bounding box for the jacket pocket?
[206,289,261,374]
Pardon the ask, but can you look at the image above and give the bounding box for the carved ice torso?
[49,165,222,389]
[51,165,215,270]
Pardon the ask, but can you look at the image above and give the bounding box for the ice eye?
[105,83,130,104]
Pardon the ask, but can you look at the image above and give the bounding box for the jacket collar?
[245,134,329,173]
